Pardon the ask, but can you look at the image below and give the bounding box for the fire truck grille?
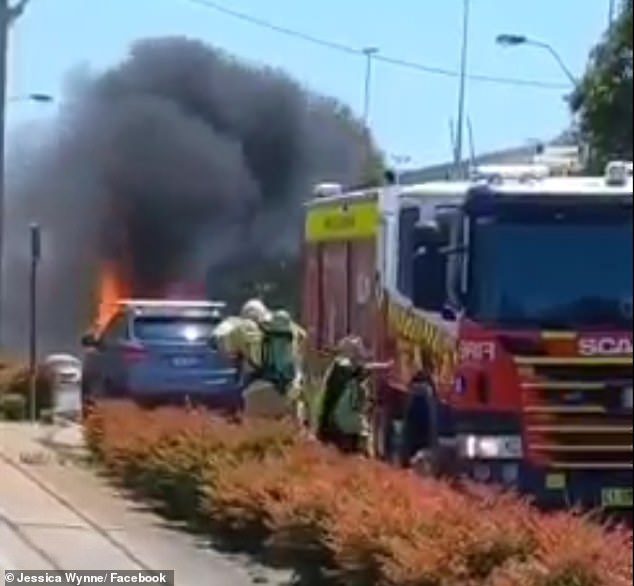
[517,358,633,470]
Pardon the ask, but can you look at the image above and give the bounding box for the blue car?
[80,299,241,411]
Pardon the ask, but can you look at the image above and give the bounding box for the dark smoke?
[5,37,378,355]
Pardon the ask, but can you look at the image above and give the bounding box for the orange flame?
[94,263,131,332]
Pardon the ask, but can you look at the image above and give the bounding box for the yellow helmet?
[240,298,271,323]
[336,335,367,362]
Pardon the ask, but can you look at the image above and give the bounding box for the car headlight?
[459,434,523,460]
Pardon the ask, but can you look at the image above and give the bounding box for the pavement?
[0,421,293,586]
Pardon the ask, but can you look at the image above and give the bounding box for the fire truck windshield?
[467,213,633,329]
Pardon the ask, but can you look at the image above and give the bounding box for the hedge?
[84,401,633,586]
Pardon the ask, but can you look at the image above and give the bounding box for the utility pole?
[454,0,470,179]
[608,0,616,27]
[467,118,476,169]
[362,47,378,127]
[0,0,31,348]
[0,1,9,349]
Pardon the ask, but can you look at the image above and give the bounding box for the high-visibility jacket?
[318,357,369,438]
[214,315,305,392]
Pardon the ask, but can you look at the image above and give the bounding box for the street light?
[0,0,38,350]
[7,92,54,103]
[362,47,379,126]
[495,34,577,87]
[454,0,471,179]
[0,91,53,350]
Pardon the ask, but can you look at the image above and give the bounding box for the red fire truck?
[302,160,633,511]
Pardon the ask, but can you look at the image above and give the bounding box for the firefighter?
[214,298,305,419]
[405,348,458,478]
[316,336,373,454]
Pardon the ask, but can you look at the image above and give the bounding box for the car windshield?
[133,316,219,343]
[467,213,633,329]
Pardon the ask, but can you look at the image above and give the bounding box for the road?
[0,423,292,586]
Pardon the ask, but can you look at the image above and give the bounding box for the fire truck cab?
[302,159,633,511]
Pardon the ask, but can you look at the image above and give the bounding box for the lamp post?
[495,34,577,87]
[362,47,379,126]
[0,0,39,349]
[0,91,53,351]
[453,0,471,179]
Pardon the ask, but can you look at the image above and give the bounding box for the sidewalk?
[0,422,292,585]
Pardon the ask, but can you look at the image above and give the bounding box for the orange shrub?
[85,401,633,586]
[0,358,53,417]
[83,401,299,518]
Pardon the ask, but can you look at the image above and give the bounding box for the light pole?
[496,34,577,87]
[0,2,9,349]
[454,0,471,179]
[362,47,378,126]
[0,0,35,349]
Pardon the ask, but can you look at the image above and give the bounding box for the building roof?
[401,144,542,184]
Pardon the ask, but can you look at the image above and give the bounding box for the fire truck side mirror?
[412,246,445,311]
[414,223,442,247]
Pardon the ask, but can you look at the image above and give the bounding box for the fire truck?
[301,158,633,511]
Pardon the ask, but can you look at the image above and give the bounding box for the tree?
[571,0,633,170]
[360,129,386,185]
[326,98,386,184]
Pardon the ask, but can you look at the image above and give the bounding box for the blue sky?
[8,0,611,167]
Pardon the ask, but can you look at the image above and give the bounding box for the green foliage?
[571,0,633,170]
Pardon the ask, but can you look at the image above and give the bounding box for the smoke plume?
[4,37,377,355]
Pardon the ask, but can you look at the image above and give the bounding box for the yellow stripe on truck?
[305,201,378,242]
